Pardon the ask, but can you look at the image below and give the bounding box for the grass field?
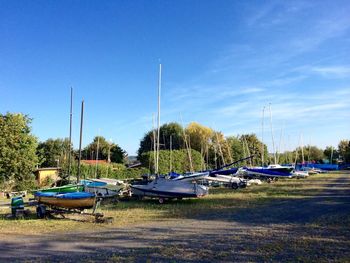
[0,172,349,262]
[0,172,346,235]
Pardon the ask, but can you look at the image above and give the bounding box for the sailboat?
[35,88,83,194]
[35,100,97,210]
[240,105,294,180]
[130,64,209,202]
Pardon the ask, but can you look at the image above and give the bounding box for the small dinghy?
[34,191,95,209]
[35,184,84,193]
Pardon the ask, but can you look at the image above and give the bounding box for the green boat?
[34,184,83,193]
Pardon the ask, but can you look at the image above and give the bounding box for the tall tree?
[324,146,339,164]
[82,136,126,163]
[185,122,214,153]
[294,145,325,163]
[338,140,350,163]
[0,113,38,186]
[138,122,185,158]
[239,134,268,166]
[227,136,244,163]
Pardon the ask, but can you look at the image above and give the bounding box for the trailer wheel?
[36,205,46,219]
[231,183,239,190]
[158,198,165,204]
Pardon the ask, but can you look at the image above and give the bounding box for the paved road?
[1,174,349,262]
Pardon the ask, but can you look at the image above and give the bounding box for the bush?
[68,162,150,180]
[140,149,205,174]
[14,175,38,191]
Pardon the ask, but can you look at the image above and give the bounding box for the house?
[34,167,61,186]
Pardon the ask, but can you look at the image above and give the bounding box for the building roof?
[35,167,61,171]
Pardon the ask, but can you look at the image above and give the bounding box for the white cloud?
[310,66,350,78]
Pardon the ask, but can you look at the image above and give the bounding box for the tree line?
[1,112,350,190]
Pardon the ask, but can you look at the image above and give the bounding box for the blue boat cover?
[87,181,107,187]
[80,180,107,187]
[169,171,181,179]
[35,191,94,199]
[34,191,58,197]
[57,192,95,199]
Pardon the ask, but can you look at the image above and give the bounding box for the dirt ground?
[0,174,349,262]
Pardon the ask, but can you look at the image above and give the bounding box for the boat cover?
[35,191,94,199]
[34,191,57,197]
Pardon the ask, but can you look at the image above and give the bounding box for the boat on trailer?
[241,166,293,179]
[131,177,208,203]
[34,191,96,209]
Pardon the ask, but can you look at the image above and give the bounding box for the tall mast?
[95,133,100,178]
[77,100,84,183]
[67,87,73,183]
[181,115,194,172]
[301,133,305,164]
[269,103,277,164]
[152,114,157,173]
[261,106,265,166]
[169,135,172,172]
[330,146,334,164]
[277,125,284,164]
[216,132,226,166]
[156,64,162,175]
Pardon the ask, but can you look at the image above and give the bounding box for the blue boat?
[34,191,96,209]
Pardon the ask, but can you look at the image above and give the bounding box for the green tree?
[0,113,38,189]
[207,131,233,169]
[338,140,350,163]
[227,136,244,163]
[294,145,325,163]
[239,134,268,166]
[82,136,126,163]
[185,122,214,153]
[138,122,185,158]
[324,146,339,164]
[37,138,71,167]
[140,149,204,174]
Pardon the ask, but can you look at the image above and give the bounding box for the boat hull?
[131,178,208,199]
[243,168,293,178]
[131,186,200,198]
[35,192,95,209]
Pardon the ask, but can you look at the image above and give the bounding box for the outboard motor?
[11,196,24,217]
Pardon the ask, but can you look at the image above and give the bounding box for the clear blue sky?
[1,0,349,155]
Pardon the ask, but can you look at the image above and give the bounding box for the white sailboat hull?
[131,177,208,199]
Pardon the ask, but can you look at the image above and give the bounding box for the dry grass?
[0,173,345,236]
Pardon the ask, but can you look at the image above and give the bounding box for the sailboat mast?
[95,133,100,178]
[68,87,73,183]
[330,146,334,165]
[152,114,157,173]
[269,103,277,164]
[261,106,265,166]
[215,132,226,166]
[77,100,84,183]
[169,135,172,172]
[301,133,305,164]
[156,63,162,175]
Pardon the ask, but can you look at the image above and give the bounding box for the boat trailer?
[10,196,112,223]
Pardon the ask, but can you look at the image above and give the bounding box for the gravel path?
[1,174,349,262]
